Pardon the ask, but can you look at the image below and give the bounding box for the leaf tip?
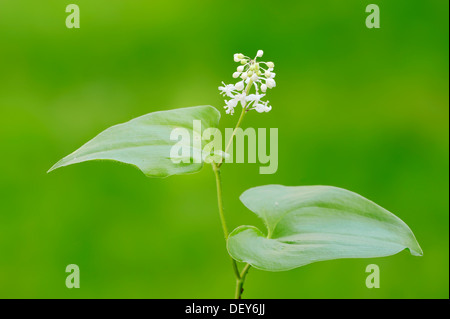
[46,164,58,174]
[409,243,424,257]
[47,158,65,174]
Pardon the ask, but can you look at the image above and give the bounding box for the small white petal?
[219,83,237,97]
[261,84,267,92]
[246,93,265,102]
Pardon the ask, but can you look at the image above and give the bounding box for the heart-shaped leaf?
[227,185,423,271]
[48,105,221,178]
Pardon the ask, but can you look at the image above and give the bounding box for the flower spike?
[218,50,276,115]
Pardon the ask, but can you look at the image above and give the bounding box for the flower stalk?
[213,50,275,298]
[212,162,241,280]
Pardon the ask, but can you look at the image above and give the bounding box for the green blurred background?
[0,0,448,298]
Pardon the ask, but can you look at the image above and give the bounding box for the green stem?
[213,77,255,298]
[212,163,241,280]
[221,106,246,163]
[217,79,254,168]
[235,264,251,299]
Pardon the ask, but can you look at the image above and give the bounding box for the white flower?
[224,99,238,114]
[246,93,265,103]
[218,82,236,97]
[220,50,276,115]
[234,93,247,106]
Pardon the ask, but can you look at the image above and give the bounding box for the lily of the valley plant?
[48,50,422,299]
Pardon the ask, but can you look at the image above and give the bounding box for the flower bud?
[254,103,265,113]
[266,61,274,68]
[256,50,264,57]
[237,65,245,72]
[251,73,258,81]
[265,70,272,78]
[266,78,276,88]
[234,53,244,62]
[235,81,245,91]
[233,72,241,78]
[241,72,248,80]
[261,84,267,92]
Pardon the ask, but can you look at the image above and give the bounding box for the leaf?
[227,185,423,271]
[48,105,221,178]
